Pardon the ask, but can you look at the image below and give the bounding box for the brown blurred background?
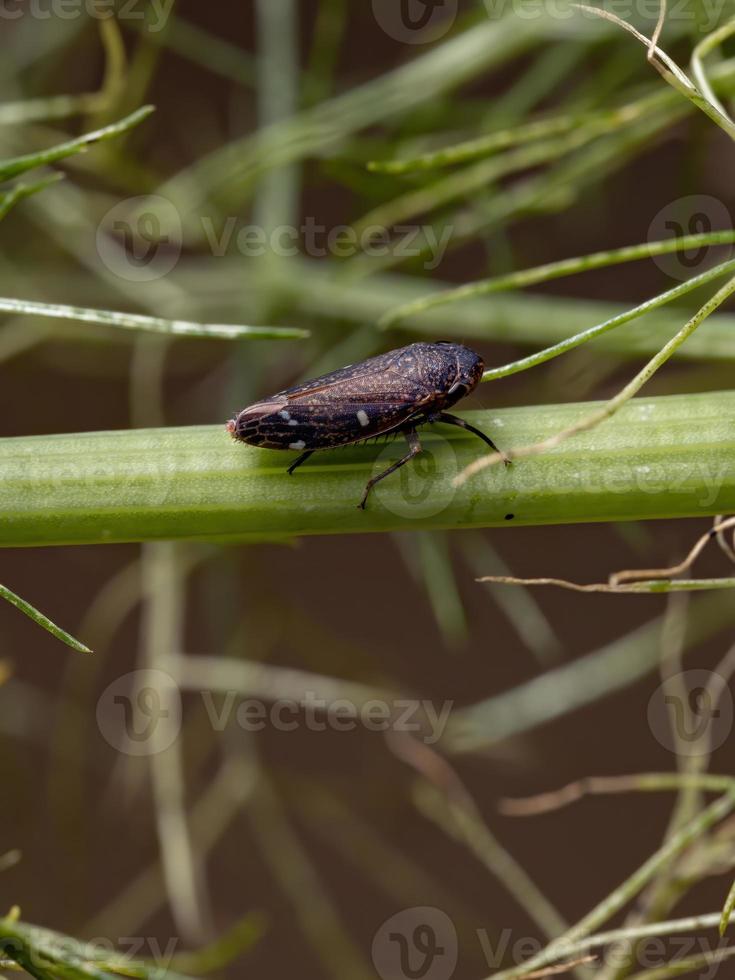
[1,1,735,978]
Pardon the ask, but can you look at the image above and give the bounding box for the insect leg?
[436,412,511,466]
[287,450,314,476]
[358,427,422,510]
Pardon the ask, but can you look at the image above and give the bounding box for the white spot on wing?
[290,440,306,450]
[289,418,299,426]
[279,409,291,421]
[357,409,370,427]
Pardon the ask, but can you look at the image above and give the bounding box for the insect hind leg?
[287,450,314,476]
[359,428,422,510]
[436,412,511,466]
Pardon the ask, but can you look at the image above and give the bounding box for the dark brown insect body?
[227,342,508,508]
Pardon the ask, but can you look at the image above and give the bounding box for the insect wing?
[277,355,433,449]
[281,398,418,449]
[233,346,439,450]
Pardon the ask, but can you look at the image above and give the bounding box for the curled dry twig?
[499,773,735,818]
[477,517,735,595]
[610,516,735,585]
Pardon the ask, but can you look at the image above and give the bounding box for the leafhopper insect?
[227,341,509,509]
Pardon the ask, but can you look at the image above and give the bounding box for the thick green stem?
[1,392,734,545]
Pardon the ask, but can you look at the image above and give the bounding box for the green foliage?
[3,5,735,979]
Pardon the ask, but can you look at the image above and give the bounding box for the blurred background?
[1,1,735,978]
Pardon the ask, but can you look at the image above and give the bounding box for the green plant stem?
[456,272,735,484]
[481,257,735,382]
[166,254,735,362]
[629,946,735,980]
[720,878,735,935]
[577,5,735,142]
[0,93,107,124]
[0,297,308,340]
[378,231,735,328]
[486,911,725,964]
[356,123,619,236]
[367,112,585,172]
[0,105,154,181]
[0,173,64,220]
[126,16,256,86]
[255,0,300,233]
[484,790,735,979]
[0,915,198,980]
[1,391,735,546]
[141,542,211,944]
[157,14,606,229]
[415,784,570,945]
[0,584,91,652]
[692,18,735,119]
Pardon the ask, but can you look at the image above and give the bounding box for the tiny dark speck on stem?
[505,513,515,521]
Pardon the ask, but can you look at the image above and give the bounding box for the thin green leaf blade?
[720,878,735,935]
[0,105,155,182]
[0,173,65,221]
[0,298,309,340]
[0,584,91,653]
